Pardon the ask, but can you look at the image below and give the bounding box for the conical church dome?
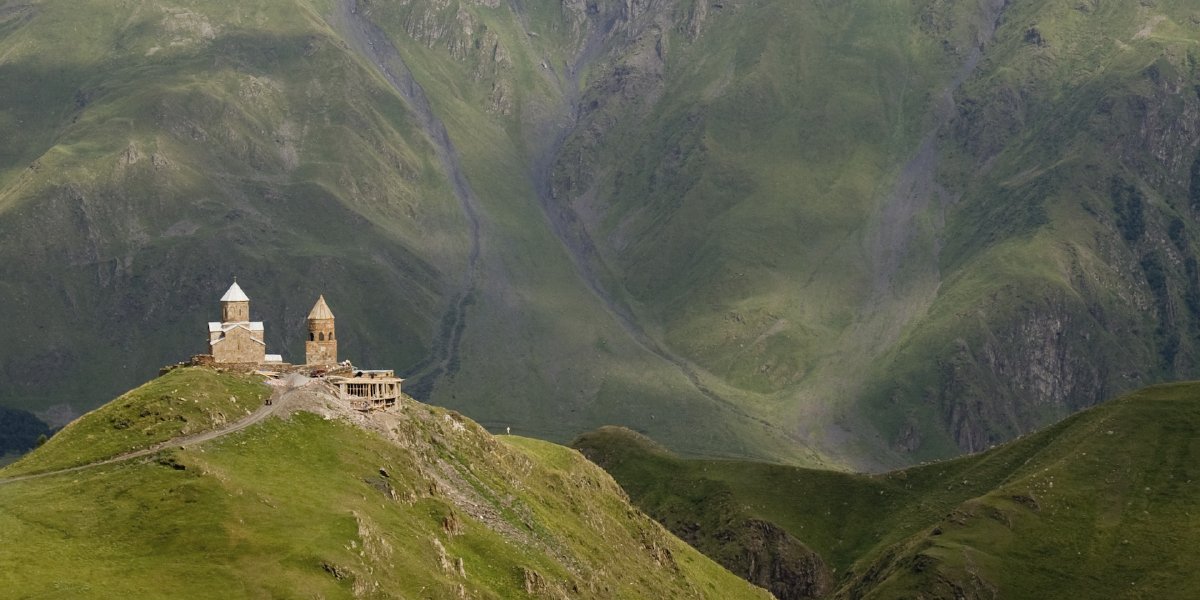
[308,295,335,320]
[220,281,249,302]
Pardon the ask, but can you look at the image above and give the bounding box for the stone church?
[207,281,342,367]
[203,280,402,410]
[208,281,283,365]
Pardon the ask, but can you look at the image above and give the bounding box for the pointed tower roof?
[220,281,249,302]
[307,295,335,320]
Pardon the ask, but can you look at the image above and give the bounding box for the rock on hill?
[0,367,770,599]
[574,381,1200,598]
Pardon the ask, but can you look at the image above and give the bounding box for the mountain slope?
[574,381,1200,598]
[542,0,1200,466]
[364,0,1200,466]
[5,0,1200,469]
[0,0,819,466]
[0,0,461,418]
[0,367,771,599]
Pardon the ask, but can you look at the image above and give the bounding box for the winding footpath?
[0,385,289,487]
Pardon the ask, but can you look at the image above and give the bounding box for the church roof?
[209,321,264,333]
[220,281,250,302]
[209,325,266,347]
[307,295,335,320]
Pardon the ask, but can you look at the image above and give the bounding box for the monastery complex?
[198,280,402,411]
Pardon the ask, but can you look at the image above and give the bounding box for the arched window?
[329,332,334,340]
[319,332,325,341]
[309,332,315,341]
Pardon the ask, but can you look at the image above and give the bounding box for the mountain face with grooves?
[4,0,1200,469]
[0,367,771,599]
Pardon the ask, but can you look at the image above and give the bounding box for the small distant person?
[505,426,511,435]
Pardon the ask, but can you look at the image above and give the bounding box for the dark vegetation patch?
[0,407,53,455]
[1111,175,1145,244]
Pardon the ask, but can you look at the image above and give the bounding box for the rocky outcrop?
[937,301,1112,452]
[737,519,832,600]
[668,509,832,600]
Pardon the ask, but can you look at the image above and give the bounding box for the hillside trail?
[328,0,485,399]
[0,378,299,487]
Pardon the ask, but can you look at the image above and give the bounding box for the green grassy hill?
[0,367,771,599]
[574,381,1200,598]
[5,0,1200,470]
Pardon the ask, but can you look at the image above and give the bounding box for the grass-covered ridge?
[575,381,1200,598]
[2,367,267,477]
[0,369,769,599]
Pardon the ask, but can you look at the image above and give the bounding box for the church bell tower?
[305,295,337,366]
[220,280,250,322]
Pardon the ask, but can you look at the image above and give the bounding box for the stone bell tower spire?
[305,295,337,366]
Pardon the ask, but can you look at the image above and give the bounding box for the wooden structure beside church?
[327,370,402,411]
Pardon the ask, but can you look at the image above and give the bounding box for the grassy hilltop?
[575,382,1200,598]
[0,367,770,599]
[4,0,1200,469]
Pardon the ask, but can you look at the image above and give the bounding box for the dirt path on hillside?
[328,0,484,398]
[0,381,294,486]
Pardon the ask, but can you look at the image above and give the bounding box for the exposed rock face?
[644,501,832,599]
[736,519,832,600]
[937,303,1110,452]
[642,514,833,599]
[576,428,831,599]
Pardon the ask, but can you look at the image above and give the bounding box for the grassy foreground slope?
[575,382,1200,598]
[1,367,266,477]
[0,367,770,599]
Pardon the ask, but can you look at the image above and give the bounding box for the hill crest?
[0,367,770,599]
